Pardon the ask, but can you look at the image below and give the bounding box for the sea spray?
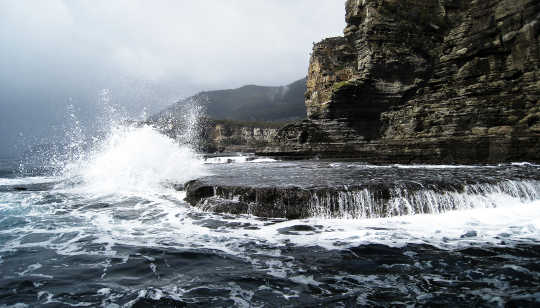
[66,124,208,195]
[41,91,211,195]
[175,101,207,149]
[148,96,209,151]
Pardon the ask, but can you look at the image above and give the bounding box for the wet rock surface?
[184,161,540,218]
[262,0,540,163]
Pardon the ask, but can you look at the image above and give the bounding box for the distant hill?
[152,78,307,122]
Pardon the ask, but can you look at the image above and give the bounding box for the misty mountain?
[153,78,307,122]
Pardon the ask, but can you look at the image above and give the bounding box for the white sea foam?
[204,156,252,164]
[511,162,540,167]
[249,158,277,163]
[2,172,539,262]
[328,163,488,169]
[256,199,540,251]
[391,164,487,169]
[203,155,277,164]
[0,176,58,186]
[17,263,42,276]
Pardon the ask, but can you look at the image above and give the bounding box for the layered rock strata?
[146,117,281,153]
[262,0,540,163]
[184,178,539,219]
[204,120,280,153]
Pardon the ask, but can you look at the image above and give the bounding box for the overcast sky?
[0,0,345,157]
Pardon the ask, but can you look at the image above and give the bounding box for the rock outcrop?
[148,117,282,153]
[184,165,540,219]
[204,120,280,153]
[263,0,540,163]
[149,79,307,153]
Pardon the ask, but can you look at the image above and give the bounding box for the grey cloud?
[0,0,345,157]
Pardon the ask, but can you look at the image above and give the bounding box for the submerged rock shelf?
[184,162,540,219]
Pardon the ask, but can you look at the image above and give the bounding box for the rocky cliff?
[150,79,306,153]
[263,0,540,163]
[204,120,280,153]
[145,116,281,153]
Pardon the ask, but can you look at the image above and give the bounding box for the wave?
[57,124,209,196]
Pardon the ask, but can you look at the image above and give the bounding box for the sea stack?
[263,0,540,163]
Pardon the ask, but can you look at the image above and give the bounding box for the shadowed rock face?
[184,176,540,219]
[263,0,540,163]
[184,163,540,219]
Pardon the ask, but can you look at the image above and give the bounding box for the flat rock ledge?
[183,178,539,219]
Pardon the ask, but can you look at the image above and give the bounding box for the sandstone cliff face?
[206,120,279,153]
[265,0,540,163]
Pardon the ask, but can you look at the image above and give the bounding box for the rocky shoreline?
[183,163,540,218]
[259,0,540,164]
[166,0,540,218]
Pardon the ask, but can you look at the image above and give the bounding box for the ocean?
[0,124,539,307]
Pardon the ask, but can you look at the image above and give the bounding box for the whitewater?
[1,122,539,307]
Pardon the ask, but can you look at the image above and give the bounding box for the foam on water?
[263,199,540,251]
[391,164,489,169]
[5,185,537,260]
[1,117,538,259]
[203,155,277,164]
[3,165,538,262]
[1,162,540,306]
[0,176,57,186]
[1,101,540,306]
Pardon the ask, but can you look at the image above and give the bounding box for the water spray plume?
[34,89,211,196]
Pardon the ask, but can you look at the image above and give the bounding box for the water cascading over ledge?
[183,163,540,219]
[308,180,538,219]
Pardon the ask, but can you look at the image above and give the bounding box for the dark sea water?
[1,126,540,307]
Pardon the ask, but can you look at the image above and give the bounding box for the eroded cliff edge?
[262,0,540,163]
